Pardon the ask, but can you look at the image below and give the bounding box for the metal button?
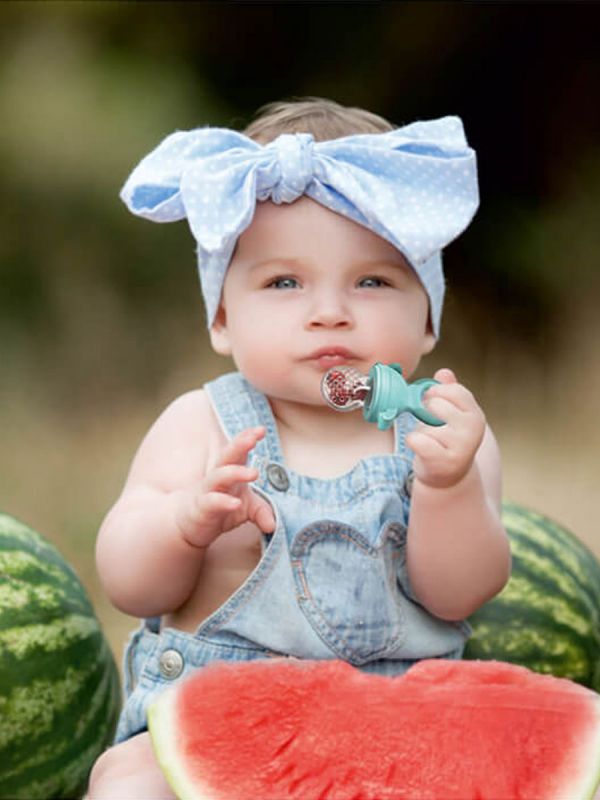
[266,462,290,491]
[159,649,184,680]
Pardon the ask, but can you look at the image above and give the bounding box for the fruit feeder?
[321,362,445,431]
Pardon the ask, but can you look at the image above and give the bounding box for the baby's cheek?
[232,345,288,394]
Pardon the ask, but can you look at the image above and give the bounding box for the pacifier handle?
[363,363,445,430]
[407,379,445,427]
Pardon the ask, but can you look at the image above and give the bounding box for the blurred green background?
[2,1,599,659]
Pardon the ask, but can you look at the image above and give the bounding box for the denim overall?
[115,372,470,743]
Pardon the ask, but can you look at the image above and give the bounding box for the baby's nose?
[306,293,353,328]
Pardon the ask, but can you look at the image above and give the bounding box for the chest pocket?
[290,520,407,664]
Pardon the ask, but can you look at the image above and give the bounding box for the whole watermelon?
[0,513,121,800]
[465,502,600,691]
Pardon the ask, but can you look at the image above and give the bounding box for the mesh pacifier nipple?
[321,366,371,412]
[321,362,445,430]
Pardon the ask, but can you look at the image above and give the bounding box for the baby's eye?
[267,276,300,290]
[358,276,391,288]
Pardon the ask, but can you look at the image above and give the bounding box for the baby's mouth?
[316,354,352,369]
[305,347,358,370]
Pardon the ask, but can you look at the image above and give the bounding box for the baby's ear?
[421,319,436,356]
[209,305,232,356]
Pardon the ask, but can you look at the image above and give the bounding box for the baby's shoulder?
[160,387,213,421]
[127,388,225,488]
[145,388,210,432]
[152,388,224,449]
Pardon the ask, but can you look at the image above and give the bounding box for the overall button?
[159,649,184,680]
[266,463,289,491]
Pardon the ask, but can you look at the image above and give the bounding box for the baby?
[88,98,511,798]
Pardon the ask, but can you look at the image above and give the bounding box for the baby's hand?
[176,426,276,547]
[406,369,486,490]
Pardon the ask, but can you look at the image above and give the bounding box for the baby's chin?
[256,382,334,415]
[265,389,328,410]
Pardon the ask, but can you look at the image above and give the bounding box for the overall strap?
[204,372,285,465]
[393,412,417,460]
[206,372,416,477]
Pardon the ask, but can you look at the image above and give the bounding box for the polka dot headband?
[120,116,479,337]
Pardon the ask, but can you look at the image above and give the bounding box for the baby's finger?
[182,491,242,541]
[216,426,266,467]
[199,491,242,516]
[252,499,276,534]
[424,382,478,414]
[203,464,259,493]
[406,428,448,458]
[422,395,465,427]
[433,367,457,384]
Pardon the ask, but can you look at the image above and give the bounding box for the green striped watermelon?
[0,513,121,800]
[465,502,600,691]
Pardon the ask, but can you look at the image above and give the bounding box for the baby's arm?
[95,390,275,618]
[405,369,511,621]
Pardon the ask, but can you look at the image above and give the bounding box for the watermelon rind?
[466,502,600,690]
[149,686,214,800]
[577,702,600,800]
[0,512,121,799]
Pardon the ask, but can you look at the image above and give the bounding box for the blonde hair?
[243,97,394,144]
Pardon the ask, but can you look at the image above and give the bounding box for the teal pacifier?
[321,362,445,431]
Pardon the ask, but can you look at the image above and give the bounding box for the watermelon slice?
[148,658,600,800]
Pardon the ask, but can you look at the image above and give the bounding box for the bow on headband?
[120,116,479,336]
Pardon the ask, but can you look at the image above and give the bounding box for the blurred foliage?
[0,2,598,410]
[2,2,599,411]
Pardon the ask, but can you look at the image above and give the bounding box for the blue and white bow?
[120,116,478,336]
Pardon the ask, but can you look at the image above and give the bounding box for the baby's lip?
[305,346,358,360]
[304,347,361,372]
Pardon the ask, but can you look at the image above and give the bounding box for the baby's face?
[210,197,435,406]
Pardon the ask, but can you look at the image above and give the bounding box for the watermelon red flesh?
[149,659,600,800]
